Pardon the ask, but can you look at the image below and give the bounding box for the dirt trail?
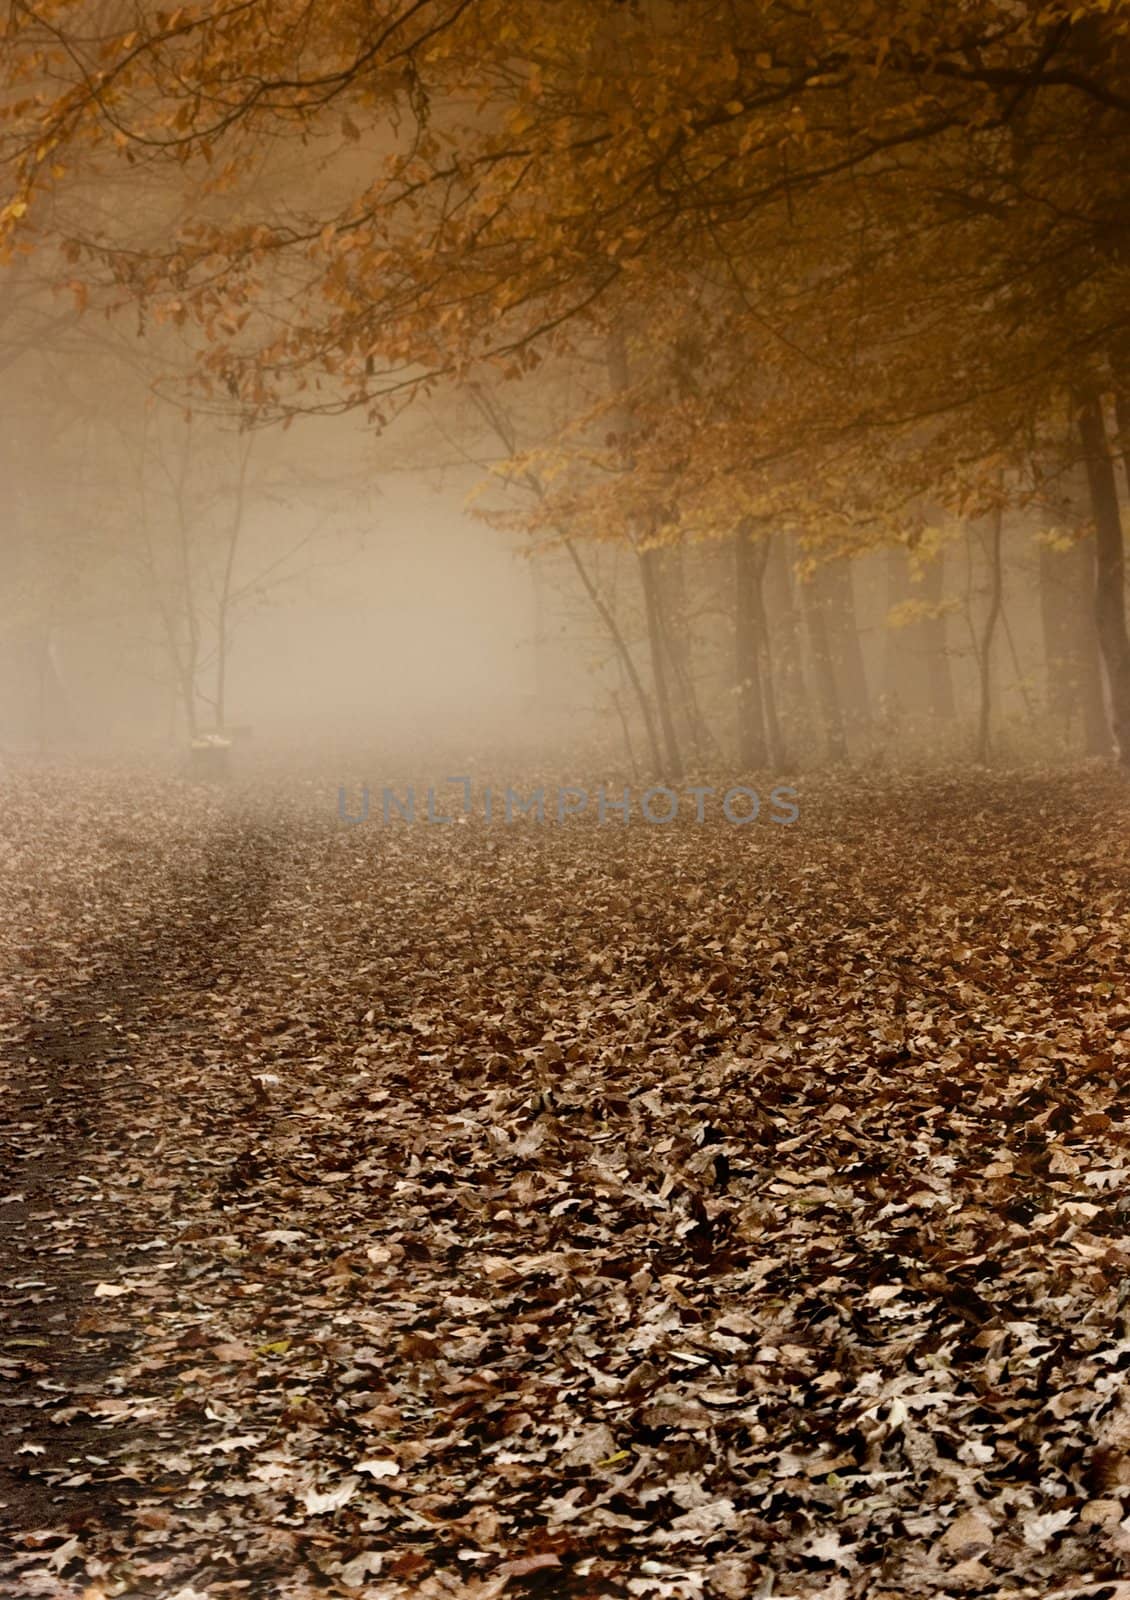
[1,800,283,1552]
[4,765,1130,1600]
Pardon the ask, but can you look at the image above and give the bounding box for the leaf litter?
[2,762,1130,1598]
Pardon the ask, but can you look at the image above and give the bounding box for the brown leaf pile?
[2,761,1130,1600]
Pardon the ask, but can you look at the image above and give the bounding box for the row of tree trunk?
[583,413,1126,779]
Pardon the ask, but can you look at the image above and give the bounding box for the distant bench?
[186,725,253,780]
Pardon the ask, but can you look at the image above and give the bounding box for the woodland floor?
[3,759,1130,1600]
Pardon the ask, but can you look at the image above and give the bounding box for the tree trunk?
[1116,387,1130,500]
[735,519,769,768]
[975,505,1003,764]
[562,537,665,776]
[214,437,253,732]
[464,380,664,775]
[802,568,848,762]
[884,542,954,722]
[820,555,870,730]
[1039,529,1109,754]
[1079,394,1130,765]
[603,327,682,779]
[174,428,200,739]
[883,545,920,722]
[35,626,70,751]
[764,533,807,752]
[639,542,684,781]
[610,687,639,780]
[531,554,550,709]
[178,650,199,740]
[1039,538,1078,736]
[656,542,715,761]
[1072,536,1112,756]
[920,548,956,719]
[751,544,785,767]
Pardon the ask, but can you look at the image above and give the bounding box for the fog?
[0,356,585,766]
[0,12,1124,789]
[0,334,1105,781]
[205,458,538,747]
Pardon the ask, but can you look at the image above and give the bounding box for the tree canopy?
[2,1,1128,541]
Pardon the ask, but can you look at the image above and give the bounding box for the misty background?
[0,251,1114,777]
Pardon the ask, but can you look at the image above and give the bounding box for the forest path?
[1,776,287,1583]
[3,763,1130,1600]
